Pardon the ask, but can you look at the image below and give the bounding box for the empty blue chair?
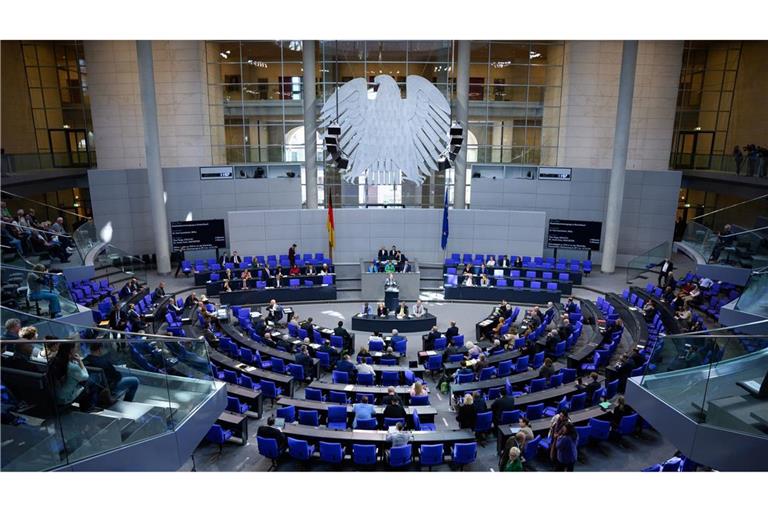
[531,281,542,289]
[392,339,407,354]
[549,372,564,388]
[257,436,283,470]
[497,279,508,287]
[511,270,521,278]
[353,444,377,465]
[499,409,521,425]
[355,418,378,430]
[419,444,443,471]
[526,403,544,420]
[479,367,497,381]
[319,442,344,464]
[388,444,412,468]
[447,353,464,363]
[237,374,261,392]
[322,275,333,285]
[287,437,315,462]
[298,409,319,427]
[276,405,296,423]
[289,278,300,287]
[425,354,443,374]
[526,271,536,279]
[326,406,348,430]
[531,351,545,369]
[452,442,477,470]
[356,372,375,385]
[604,379,619,399]
[543,396,570,417]
[561,367,577,383]
[329,391,348,404]
[205,424,232,452]
[413,409,436,431]
[588,418,611,442]
[270,358,285,373]
[549,341,566,358]
[543,271,553,280]
[287,363,306,384]
[260,380,283,405]
[355,393,374,404]
[369,339,384,352]
[614,413,639,438]
[305,388,323,401]
[330,335,344,350]
[474,411,493,436]
[316,351,331,370]
[528,378,546,393]
[583,260,592,275]
[381,371,399,387]
[546,282,558,291]
[410,394,430,406]
[452,335,465,347]
[514,355,530,373]
[210,273,220,282]
[513,279,524,288]
[558,273,569,281]
[455,372,474,384]
[332,370,349,384]
[497,360,513,377]
[383,417,405,428]
[222,369,239,385]
[569,392,587,411]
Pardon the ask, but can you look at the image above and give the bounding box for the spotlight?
[336,157,349,170]
[327,124,341,136]
[437,155,451,171]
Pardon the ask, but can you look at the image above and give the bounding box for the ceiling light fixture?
[529,51,542,59]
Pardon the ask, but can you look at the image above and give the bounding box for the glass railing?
[681,221,719,263]
[0,308,216,471]
[0,151,96,173]
[734,270,768,316]
[683,222,768,268]
[1,220,85,266]
[92,243,148,288]
[72,219,99,259]
[1,264,79,317]
[625,241,670,284]
[639,322,768,440]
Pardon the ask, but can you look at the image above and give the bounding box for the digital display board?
[547,219,602,251]
[170,219,226,252]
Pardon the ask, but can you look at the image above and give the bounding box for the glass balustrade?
[682,221,768,269]
[681,221,719,263]
[72,219,99,258]
[92,243,148,289]
[625,241,670,284]
[1,220,85,267]
[1,264,80,317]
[639,323,768,440]
[0,308,216,471]
[734,270,768,317]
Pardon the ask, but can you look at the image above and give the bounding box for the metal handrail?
[0,220,75,239]
[689,193,768,221]
[1,190,91,220]
[722,225,768,238]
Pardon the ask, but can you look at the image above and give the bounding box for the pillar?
[601,41,638,274]
[303,40,318,209]
[453,40,470,209]
[136,40,171,275]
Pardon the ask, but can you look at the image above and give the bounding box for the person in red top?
[288,264,301,276]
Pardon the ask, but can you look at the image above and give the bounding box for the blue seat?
[316,351,331,370]
[452,335,465,347]
[474,411,493,436]
[497,360,513,377]
[447,353,464,363]
[452,442,477,470]
[355,418,378,430]
[614,413,639,437]
[287,363,306,384]
[287,323,299,337]
[355,393,374,403]
[419,444,443,470]
[543,396,570,417]
[393,339,407,353]
[332,370,349,384]
[222,369,239,385]
[455,372,474,384]
[569,392,587,411]
[388,445,412,468]
[276,405,296,423]
[205,424,232,452]
[531,281,542,289]
[410,394,430,406]
[526,403,544,420]
[270,358,285,373]
[319,442,344,464]
[356,372,375,385]
[549,341,566,358]
[368,339,384,352]
[383,417,405,428]
[326,405,348,430]
[549,372,564,388]
[298,409,319,427]
[305,388,323,401]
[588,418,611,442]
[531,351,545,369]
[576,425,591,449]
[523,434,541,463]
[330,335,344,350]
[499,409,521,425]
[381,371,399,387]
[479,367,497,381]
[425,354,443,374]
[329,391,348,404]
[287,437,315,462]
[604,379,619,399]
[226,396,249,414]
[561,367,577,383]
[257,436,283,470]
[353,444,378,465]
[260,380,283,405]
[514,355,529,373]
[413,409,436,431]
[546,282,558,291]
[527,378,546,393]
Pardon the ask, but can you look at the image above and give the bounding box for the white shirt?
[357,362,374,374]
[412,304,425,317]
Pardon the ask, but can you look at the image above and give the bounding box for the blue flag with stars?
[441,188,449,250]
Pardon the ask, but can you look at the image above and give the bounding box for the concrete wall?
[470,168,683,265]
[558,41,683,171]
[0,41,37,154]
[88,168,301,255]
[726,41,768,149]
[227,208,547,264]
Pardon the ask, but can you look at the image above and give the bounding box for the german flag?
[327,194,335,255]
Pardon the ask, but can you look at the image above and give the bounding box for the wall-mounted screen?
[170,219,226,251]
[547,219,602,251]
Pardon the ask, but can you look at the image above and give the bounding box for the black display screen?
[170,219,226,252]
[547,219,602,251]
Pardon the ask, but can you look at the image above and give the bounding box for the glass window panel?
[46,109,64,127]
[29,88,44,109]
[36,129,50,150]
[21,44,38,65]
[321,41,366,62]
[240,41,283,62]
[39,67,59,88]
[25,66,41,87]
[364,41,408,61]
[470,41,490,62]
[489,42,530,64]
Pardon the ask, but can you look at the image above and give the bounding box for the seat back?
[549,372,563,388]
[410,394,430,406]
[276,405,296,423]
[368,339,384,352]
[419,444,443,466]
[514,355,529,372]
[388,445,412,467]
[329,391,348,404]
[569,392,587,411]
[305,387,323,401]
[287,437,312,460]
[452,442,477,465]
[531,351,545,369]
[356,418,378,430]
[475,411,493,432]
[575,425,591,448]
[526,402,544,420]
[330,335,344,349]
[257,436,280,459]
[353,444,377,465]
[561,367,577,383]
[452,335,464,347]
[499,409,521,425]
[523,435,540,462]
[529,378,546,393]
[497,360,513,377]
[319,442,343,463]
[332,370,349,384]
[616,413,639,435]
[287,363,305,382]
[260,380,277,398]
[588,418,611,440]
[479,367,496,381]
[327,405,347,424]
[298,409,319,426]
[356,372,374,385]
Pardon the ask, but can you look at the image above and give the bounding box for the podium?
[384,284,400,312]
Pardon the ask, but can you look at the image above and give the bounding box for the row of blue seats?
[182,253,332,273]
[70,278,114,306]
[447,267,573,281]
[274,405,433,431]
[209,273,335,286]
[302,386,428,406]
[445,254,592,271]
[445,274,563,290]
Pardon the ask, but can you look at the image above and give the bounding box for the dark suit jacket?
[396,305,409,316]
[336,360,356,375]
[294,352,313,376]
[154,287,166,298]
[377,306,388,317]
[301,322,315,341]
[445,326,459,341]
[491,395,516,422]
[257,425,286,449]
[377,250,389,261]
[382,403,406,420]
[457,404,476,429]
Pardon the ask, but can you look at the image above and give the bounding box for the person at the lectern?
[412,300,425,318]
[377,302,389,317]
[385,273,398,289]
[396,302,409,318]
[288,243,297,267]
[361,302,373,316]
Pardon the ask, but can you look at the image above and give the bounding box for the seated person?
[294,346,314,381]
[240,268,253,289]
[499,255,511,268]
[513,256,523,268]
[304,263,316,275]
[47,342,94,411]
[274,267,285,288]
[445,321,459,342]
[558,319,573,341]
[318,263,330,275]
[333,321,352,344]
[383,396,407,422]
[412,300,425,317]
[462,274,475,286]
[377,246,389,264]
[266,299,284,324]
[454,361,474,382]
[288,264,301,276]
[479,274,490,287]
[27,264,62,318]
[257,416,286,450]
[379,346,399,364]
[352,396,375,428]
[486,255,496,267]
[410,381,429,397]
[335,354,357,377]
[382,386,404,407]
[425,326,441,344]
[538,357,556,380]
[376,303,389,318]
[545,329,561,353]
[84,342,140,402]
[356,358,374,375]
[576,372,601,402]
[361,302,373,316]
[395,302,409,318]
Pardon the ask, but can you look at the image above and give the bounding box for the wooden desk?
[276,397,437,426]
[226,383,263,418]
[307,381,414,404]
[217,410,248,445]
[281,423,476,450]
[490,375,606,409]
[444,348,522,372]
[209,350,294,396]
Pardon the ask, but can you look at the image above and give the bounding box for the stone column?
[136,40,171,275]
[601,41,638,274]
[303,40,318,209]
[453,40,470,209]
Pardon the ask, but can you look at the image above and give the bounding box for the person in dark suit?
[294,346,313,381]
[288,244,297,267]
[538,358,556,380]
[377,247,389,263]
[577,373,602,403]
[499,255,511,268]
[333,321,352,344]
[565,297,578,313]
[614,354,636,393]
[257,416,286,450]
[108,304,127,331]
[382,396,407,421]
[382,387,404,407]
[545,329,561,353]
[301,317,315,342]
[445,321,459,342]
[491,387,516,426]
[602,319,623,344]
[126,304,145,332]
[120,281,134,298]
[317,339,339,366]
[558,319,573,341]
[655,258,674,287]
[376,303,388,318]
[153,281,166,299]
[456,393,477,429]
[425,326,441,345]
[513,256,523,268]
[335,355,356,376]
[183,292,199,310]
[388,245,398,260]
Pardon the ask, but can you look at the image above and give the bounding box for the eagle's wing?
[402,75,451,183]
[319,78,369,181]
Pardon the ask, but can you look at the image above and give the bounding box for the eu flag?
[441,188,449,250]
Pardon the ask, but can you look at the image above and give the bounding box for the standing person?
[456,393,477,429]
[503,446,524,472]
[733,145,743,175]
[288,244,297,267]
[747,145,759,176]
[555,422,579,471]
